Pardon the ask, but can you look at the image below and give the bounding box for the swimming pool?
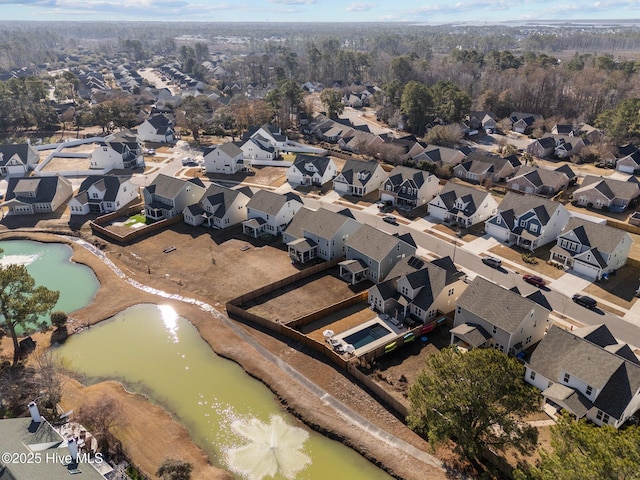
[343,323,393,349]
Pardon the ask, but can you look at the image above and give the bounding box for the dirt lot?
[489,242,567,280]
[194,165,288,188]
[244,269,367,323]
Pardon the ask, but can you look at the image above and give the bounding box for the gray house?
[143,174,206,220]
[379,165,439,209]
[2,175,73,216]
[450,277,550,356]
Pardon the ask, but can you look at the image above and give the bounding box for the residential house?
[506,165,571,196]
[0,143,39,176]
[572,175,640,212]
[246,124,289,151]
[2,175,72,215]
[203,142,246,175]
[286,154,338,187]
[242,190,303,237]
[338,129,384,154]
[508,112,542,134]
[369,255,466,325]
[339,225,417,284]
[549,217,632,280]
[382,135,427,163]
[69,175,138,215]
[379,166,439,209]
[555,164,578,186]
[450,277,550,355]
[484,192,571,250]
[90,131,144,171]
[137,114,175,143]
[554,135,588,159]
[526,136,557,158]
[184,184,251,228]
[143,174,206,220]
[453,152,521,185]
[551,124,578,136]
[333,159,387,197]
[240,137,277,162]
[468,111,497,131]
[412,144,467,167]
[283,207,361,263]
[428,182,499,228]
[525,324,640,428]
[0,402,108,480]
[615,150,640,174]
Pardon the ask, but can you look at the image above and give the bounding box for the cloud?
[345,2,377,12]
[269,0,316,4]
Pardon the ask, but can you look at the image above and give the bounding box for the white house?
[143,174,206,220]
[333,159,387,197]
[549,217,632,280]
[137,114,176,143]
[184,184,252,228]
[286,154,338,187]
[526,324,640,428]
[484,192,571,250]
[247,124,289,151]
[380,166,438,209]
[368,256,466,324]
[1,175,73,216]
[69,175,139,215]
[90,131,144,171]
[240,137,277,162]
[0,143,39,176]
[283,207,360,263]
[203,142,246,175]
[242,190,303,237]
[428,182,498,228]
[450,276,550,355]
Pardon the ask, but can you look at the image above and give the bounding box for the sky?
[2,0,640,23]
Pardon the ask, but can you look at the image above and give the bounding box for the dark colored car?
[481,256,502,269]
[523,274,546,288]
[382,215,397,224]
[572,294,597,310]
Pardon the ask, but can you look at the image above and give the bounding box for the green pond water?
[56,304,394,480]
[0,240,100,330]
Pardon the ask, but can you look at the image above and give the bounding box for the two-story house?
[203,142,246,175]
[572,175,640,212]
[90,131,144,171]
[286,154,338,187]
[143,174,206,220]
[339,225,417,284]
[69,175,139,215]
[369,255,466,325]
[137,114,175,143]
[246,124,289,151]
[453,153,521,185]
[333,159,387,197]
[0,143,39,176]
[379,166,439,209]
[184,184,252,229]
[468,111,497,131]
[506,165,572,197]
[450,277,550,355]
[242,190,303,237]
[2,175,73,216]
[428,182,499,228]
[411,144,468,167]
[484,192,571,250]
[239,137,277,162]
[283,207,361,263]
[526,324,640,428]
[549,218,632,280]
[508,112,542,134]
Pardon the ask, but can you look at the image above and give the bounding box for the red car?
[523,274,546,288]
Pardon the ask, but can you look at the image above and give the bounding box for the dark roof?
[0,144,32,165]
[338,159,382,186]
[433,182,490,216]
[246,190,302,216]
[5,176,69,204]
[291,154,334,177]
[75,175,131,202]
[347,224,415,263]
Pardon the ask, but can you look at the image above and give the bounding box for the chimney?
[28,401,42,423]
[67,437,78,463]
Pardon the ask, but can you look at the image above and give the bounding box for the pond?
[56,304,394,480]
[0,240,100,330]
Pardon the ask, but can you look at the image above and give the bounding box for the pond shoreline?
[0,229,447,480]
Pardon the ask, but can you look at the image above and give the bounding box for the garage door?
[573,261,600,280]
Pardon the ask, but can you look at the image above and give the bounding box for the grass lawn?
[124,214,147,227]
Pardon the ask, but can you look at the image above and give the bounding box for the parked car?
[144,148,156,155]
[382,215,397,224]
[522,274,546,288]
[572,294,597,310]
[482,256,502,269]
[182,156,193,166]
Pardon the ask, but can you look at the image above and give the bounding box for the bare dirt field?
[196,165,288,188]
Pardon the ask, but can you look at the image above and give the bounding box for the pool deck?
[334,316,404,357]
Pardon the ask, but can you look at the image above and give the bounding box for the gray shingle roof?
[338,159,382,186]
[346,224,413,263]
[76,175,131,203]
[384,165,428,190]
[457,276,549,333]
[0,144,31,166]
[284,207,358,240]
[246,190,302,216]
[5,175,70,204]
[291,154,333,177]
[496,191,562,225]
[201,183,246,218]
[434,182,490,216]
[575,175,640,201]
[145,174,204,200]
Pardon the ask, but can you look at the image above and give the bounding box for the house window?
[586,385,593,396]
[492,325,497,334]
[596,410,603,420]
[563,373,570,383]
[603,413,610,424]
[520,219,526,227]
[529,371,536,381]
[448,288,454,296]
[456,306,461,314]
[526,335,532,344]
[530,224,538,233]
[496,217,501,225]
